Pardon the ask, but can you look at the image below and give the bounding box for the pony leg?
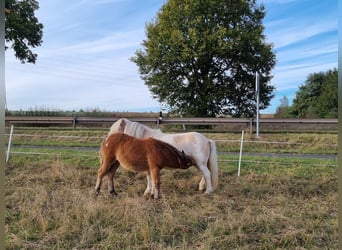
[199,176,206,191]
[95,167,105,196]
[107,162,120,197]
[144,172,153,197]
[197,164,213,194]
[95,159,115,196]
[150,167,161,199]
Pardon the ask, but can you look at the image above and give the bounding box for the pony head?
[181,150,196,168]
[108,118,126,135]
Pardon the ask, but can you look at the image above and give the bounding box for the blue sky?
[5,0,338,114]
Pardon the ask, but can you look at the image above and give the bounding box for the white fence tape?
[5,129,337,169]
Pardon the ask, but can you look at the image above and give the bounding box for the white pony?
[106,118,219,195]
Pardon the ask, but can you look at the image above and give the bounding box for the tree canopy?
[131,0,276,117]
[291,68,338,118]
[274,96,291,118]
[5,0,43,63]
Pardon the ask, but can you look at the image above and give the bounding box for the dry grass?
[5,155,337,249]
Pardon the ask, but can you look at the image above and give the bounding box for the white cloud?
[67,0,128,10]
[276,41,337,64]
[265,18,337,49]
[39,29,144,60]
[271,60,337,91]
[261,0,299,4]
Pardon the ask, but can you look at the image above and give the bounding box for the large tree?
[132,0,276,117]
[291,68,338,118]
[5,0,43,63]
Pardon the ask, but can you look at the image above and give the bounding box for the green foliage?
[5,0,43,63]
[274,96,295,118]
[131,0,276,117]
[291,68,338,118]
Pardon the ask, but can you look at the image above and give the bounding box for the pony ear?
[119,119,126,132]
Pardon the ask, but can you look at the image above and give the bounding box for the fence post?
[72,117,77,130]
[6,125,14,163]
[255,72,260,137]
[238,130,244,176]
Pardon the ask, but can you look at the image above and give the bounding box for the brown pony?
[95,132,195,199]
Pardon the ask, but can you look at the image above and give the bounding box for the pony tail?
[99,137,107,165]
[208,140,219,190]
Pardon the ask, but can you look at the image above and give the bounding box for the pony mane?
[124,119,161,138]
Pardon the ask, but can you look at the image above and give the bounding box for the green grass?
[6,128,338,154]
[5,127,105,148]
[209,132,337,155]
[5,129,338,249]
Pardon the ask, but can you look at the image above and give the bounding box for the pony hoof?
[110,191,118,198]
[147,193,160,200]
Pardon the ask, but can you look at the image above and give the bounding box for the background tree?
[315,69,338,118]
[274,96,293,118]
[132,0,276,117]
[5,0,43,63]
[291,68,338,118]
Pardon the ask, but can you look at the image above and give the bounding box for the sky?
[5,0,338,114]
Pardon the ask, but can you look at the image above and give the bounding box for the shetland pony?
[96,132,195,199]
[108,118,219,194]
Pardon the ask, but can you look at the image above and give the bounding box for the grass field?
[5,128,338,249]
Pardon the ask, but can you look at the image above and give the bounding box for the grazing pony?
[96,132,195,199]
[108,118,219,194]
